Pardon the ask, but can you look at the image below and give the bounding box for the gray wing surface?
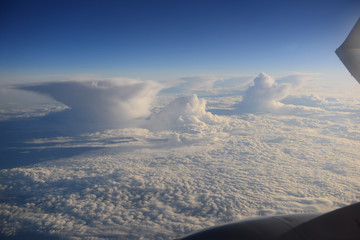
[176,203,360,239]
[278,202,360,240]
[336,18,360,84]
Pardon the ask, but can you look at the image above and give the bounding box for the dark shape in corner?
[176,202,360,240]
[336,18,360,84]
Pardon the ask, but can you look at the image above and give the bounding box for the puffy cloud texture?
[148,95,223,132]
[234,73,291,113]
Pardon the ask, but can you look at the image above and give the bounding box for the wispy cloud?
[161,75,253,94]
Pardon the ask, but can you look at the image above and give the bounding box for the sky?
[0,0,359,82]
[1,1,360,240]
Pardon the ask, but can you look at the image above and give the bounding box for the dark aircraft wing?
[336,18,360,84]
[278,202,360,240]
[176,202,360,240]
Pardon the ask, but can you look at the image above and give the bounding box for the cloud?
[16,79,162,131]
[1,106,359,239]
[147,95,224,132]
[232,73,291,113]
[276,73,317,89]
[213,75,254,89]
[281,94,328,107]
[207,73,317,114]
[179,75,221,90]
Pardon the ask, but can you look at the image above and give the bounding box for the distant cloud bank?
[10,72,318,132]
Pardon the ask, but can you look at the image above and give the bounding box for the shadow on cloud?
[0,117,105,169]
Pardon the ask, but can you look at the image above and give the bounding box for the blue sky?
[0,0,359,82]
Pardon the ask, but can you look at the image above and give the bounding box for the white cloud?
[276,72,317,89]
[204,73,318,115]
[147,95,225,132]
[232,73,291,113]
[281,94,328,107]
[16,79,162,131]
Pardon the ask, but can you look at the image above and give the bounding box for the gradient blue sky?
[0,0,359,83]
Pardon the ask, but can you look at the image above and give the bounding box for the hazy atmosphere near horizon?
[1,0,360,239]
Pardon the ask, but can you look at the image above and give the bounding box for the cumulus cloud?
[206,73,320,116]
[17,79,162,131]
[147,95,223,132]
[233,73,291,113]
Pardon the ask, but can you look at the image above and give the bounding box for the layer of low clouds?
[0,73,359,239]
[1,109,359,239]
